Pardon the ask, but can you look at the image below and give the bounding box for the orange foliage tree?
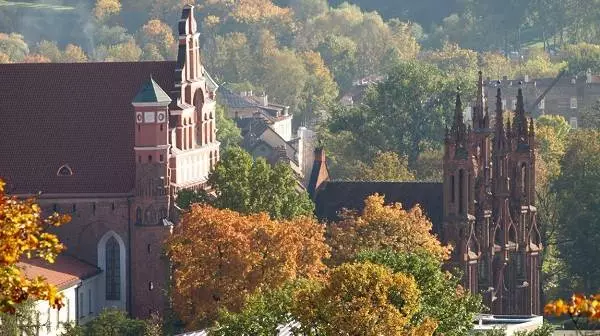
[327,194,450,264]
[545,294,600,331]
[0,179,70,313]
[166,204,329,328]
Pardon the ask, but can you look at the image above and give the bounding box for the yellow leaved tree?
[0,179,70,313]
[545,294,600,333]
[327,194,450,264]
[166,204,329,328]
[292,262,438,336]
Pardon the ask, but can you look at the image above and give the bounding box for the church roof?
[0,61,176,194]
[314,181,443,233]
[19,255,101,290]
[132,77,172,104]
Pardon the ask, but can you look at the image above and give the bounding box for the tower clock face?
[157,112,166,123]
[136,112,143,123]
[144,112,155,123]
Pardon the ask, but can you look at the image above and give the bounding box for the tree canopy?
[166,204,328,327]
[0,179,70,314]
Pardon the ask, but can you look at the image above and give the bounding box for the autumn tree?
[327,194,449,264]
[22,54,51,63]
[299,50,339,119]
[62,44,88,62]
[208,146,314,219]
[357,250,482,336]
[166,204,328,327]
[292,262,437,336]
[0,33,28,62]
[0,52,9,64]
[93,0,122,22]
[35,41,62,62]
[0,179,70,313]
[138,19,175,60]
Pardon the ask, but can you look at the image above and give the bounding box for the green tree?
[216,104,242,150]
[357,250,482,336]
[260,49,308,113]
[564,43,600,75]
[0,301,41,336]
[352,151,415,181]
[555,130,600,293]
[324,60,470,170]
[316,34,358,90]
[212,282,299,335]
[60,309,146,336]
[209,147,314,219]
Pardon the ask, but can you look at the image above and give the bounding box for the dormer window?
[57,164,73,176]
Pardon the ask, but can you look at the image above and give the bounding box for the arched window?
[105,237,120,300]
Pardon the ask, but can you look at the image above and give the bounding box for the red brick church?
[313,73,543,315]
[0,5,217,318]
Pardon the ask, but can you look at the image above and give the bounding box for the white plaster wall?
[35,284,77,336]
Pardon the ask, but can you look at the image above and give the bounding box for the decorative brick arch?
[97,230,127,311]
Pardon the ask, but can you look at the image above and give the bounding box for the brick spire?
[514,85,529,147]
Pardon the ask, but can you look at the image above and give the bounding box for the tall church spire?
[514,86,529,147]
[451,89,468,155]
[495,87,505,139]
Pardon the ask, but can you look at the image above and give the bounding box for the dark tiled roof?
[0,61,176,194]
[314,181,443,233]
[19,255,101,290]
[133,77,172,103]
[218,88,256,108]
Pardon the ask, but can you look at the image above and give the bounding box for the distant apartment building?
[484,70,600,129]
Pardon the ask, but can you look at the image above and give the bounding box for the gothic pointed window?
[105,237,120,300]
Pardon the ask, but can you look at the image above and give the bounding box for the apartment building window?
[89,288,93,314]
[570,117,578,129]
[570,97,578,109]
[79,292,84,318]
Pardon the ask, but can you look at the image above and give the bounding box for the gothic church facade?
[0,5,217,318]
[443,72,543,315]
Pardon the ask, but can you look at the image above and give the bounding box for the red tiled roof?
[0,61,176,194]
[18,255,101,290]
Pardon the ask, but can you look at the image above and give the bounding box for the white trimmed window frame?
[97,231,127,311]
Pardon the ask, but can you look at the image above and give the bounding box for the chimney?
[587,68,592,83]
[283,107,289,116]
[248,90,253,97]
[524,74,529,83]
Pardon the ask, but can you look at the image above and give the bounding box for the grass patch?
[0,0,74,11]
